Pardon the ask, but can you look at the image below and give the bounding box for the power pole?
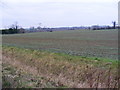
[112,21,116,29]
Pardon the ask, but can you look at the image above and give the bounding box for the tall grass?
[2,46,119,88]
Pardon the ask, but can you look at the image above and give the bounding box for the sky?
[0,0,119,29]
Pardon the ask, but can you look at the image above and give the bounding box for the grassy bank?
[2,46,119,88]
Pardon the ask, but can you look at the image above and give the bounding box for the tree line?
[1,28,25,34]
[1,22,25,34]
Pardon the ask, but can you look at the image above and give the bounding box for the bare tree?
[37,23,42,30]
[10,21,19,30]
[14,21,18,30]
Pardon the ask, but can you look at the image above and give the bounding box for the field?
[2,29,118,60]
[2,29,119,88]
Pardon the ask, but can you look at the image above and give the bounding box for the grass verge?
[2,45,119,88]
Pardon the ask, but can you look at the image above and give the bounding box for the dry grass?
[2,46,119,88]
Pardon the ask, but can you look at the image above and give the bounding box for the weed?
[2,46,119,88]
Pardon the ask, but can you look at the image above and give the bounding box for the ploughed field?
[2,29,118,60]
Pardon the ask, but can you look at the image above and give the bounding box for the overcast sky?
[0,0,119,28]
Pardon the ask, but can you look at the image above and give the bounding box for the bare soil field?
[2,30,118,60]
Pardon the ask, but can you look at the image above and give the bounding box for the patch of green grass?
[3,81,11,87]
[3,45,118,68]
